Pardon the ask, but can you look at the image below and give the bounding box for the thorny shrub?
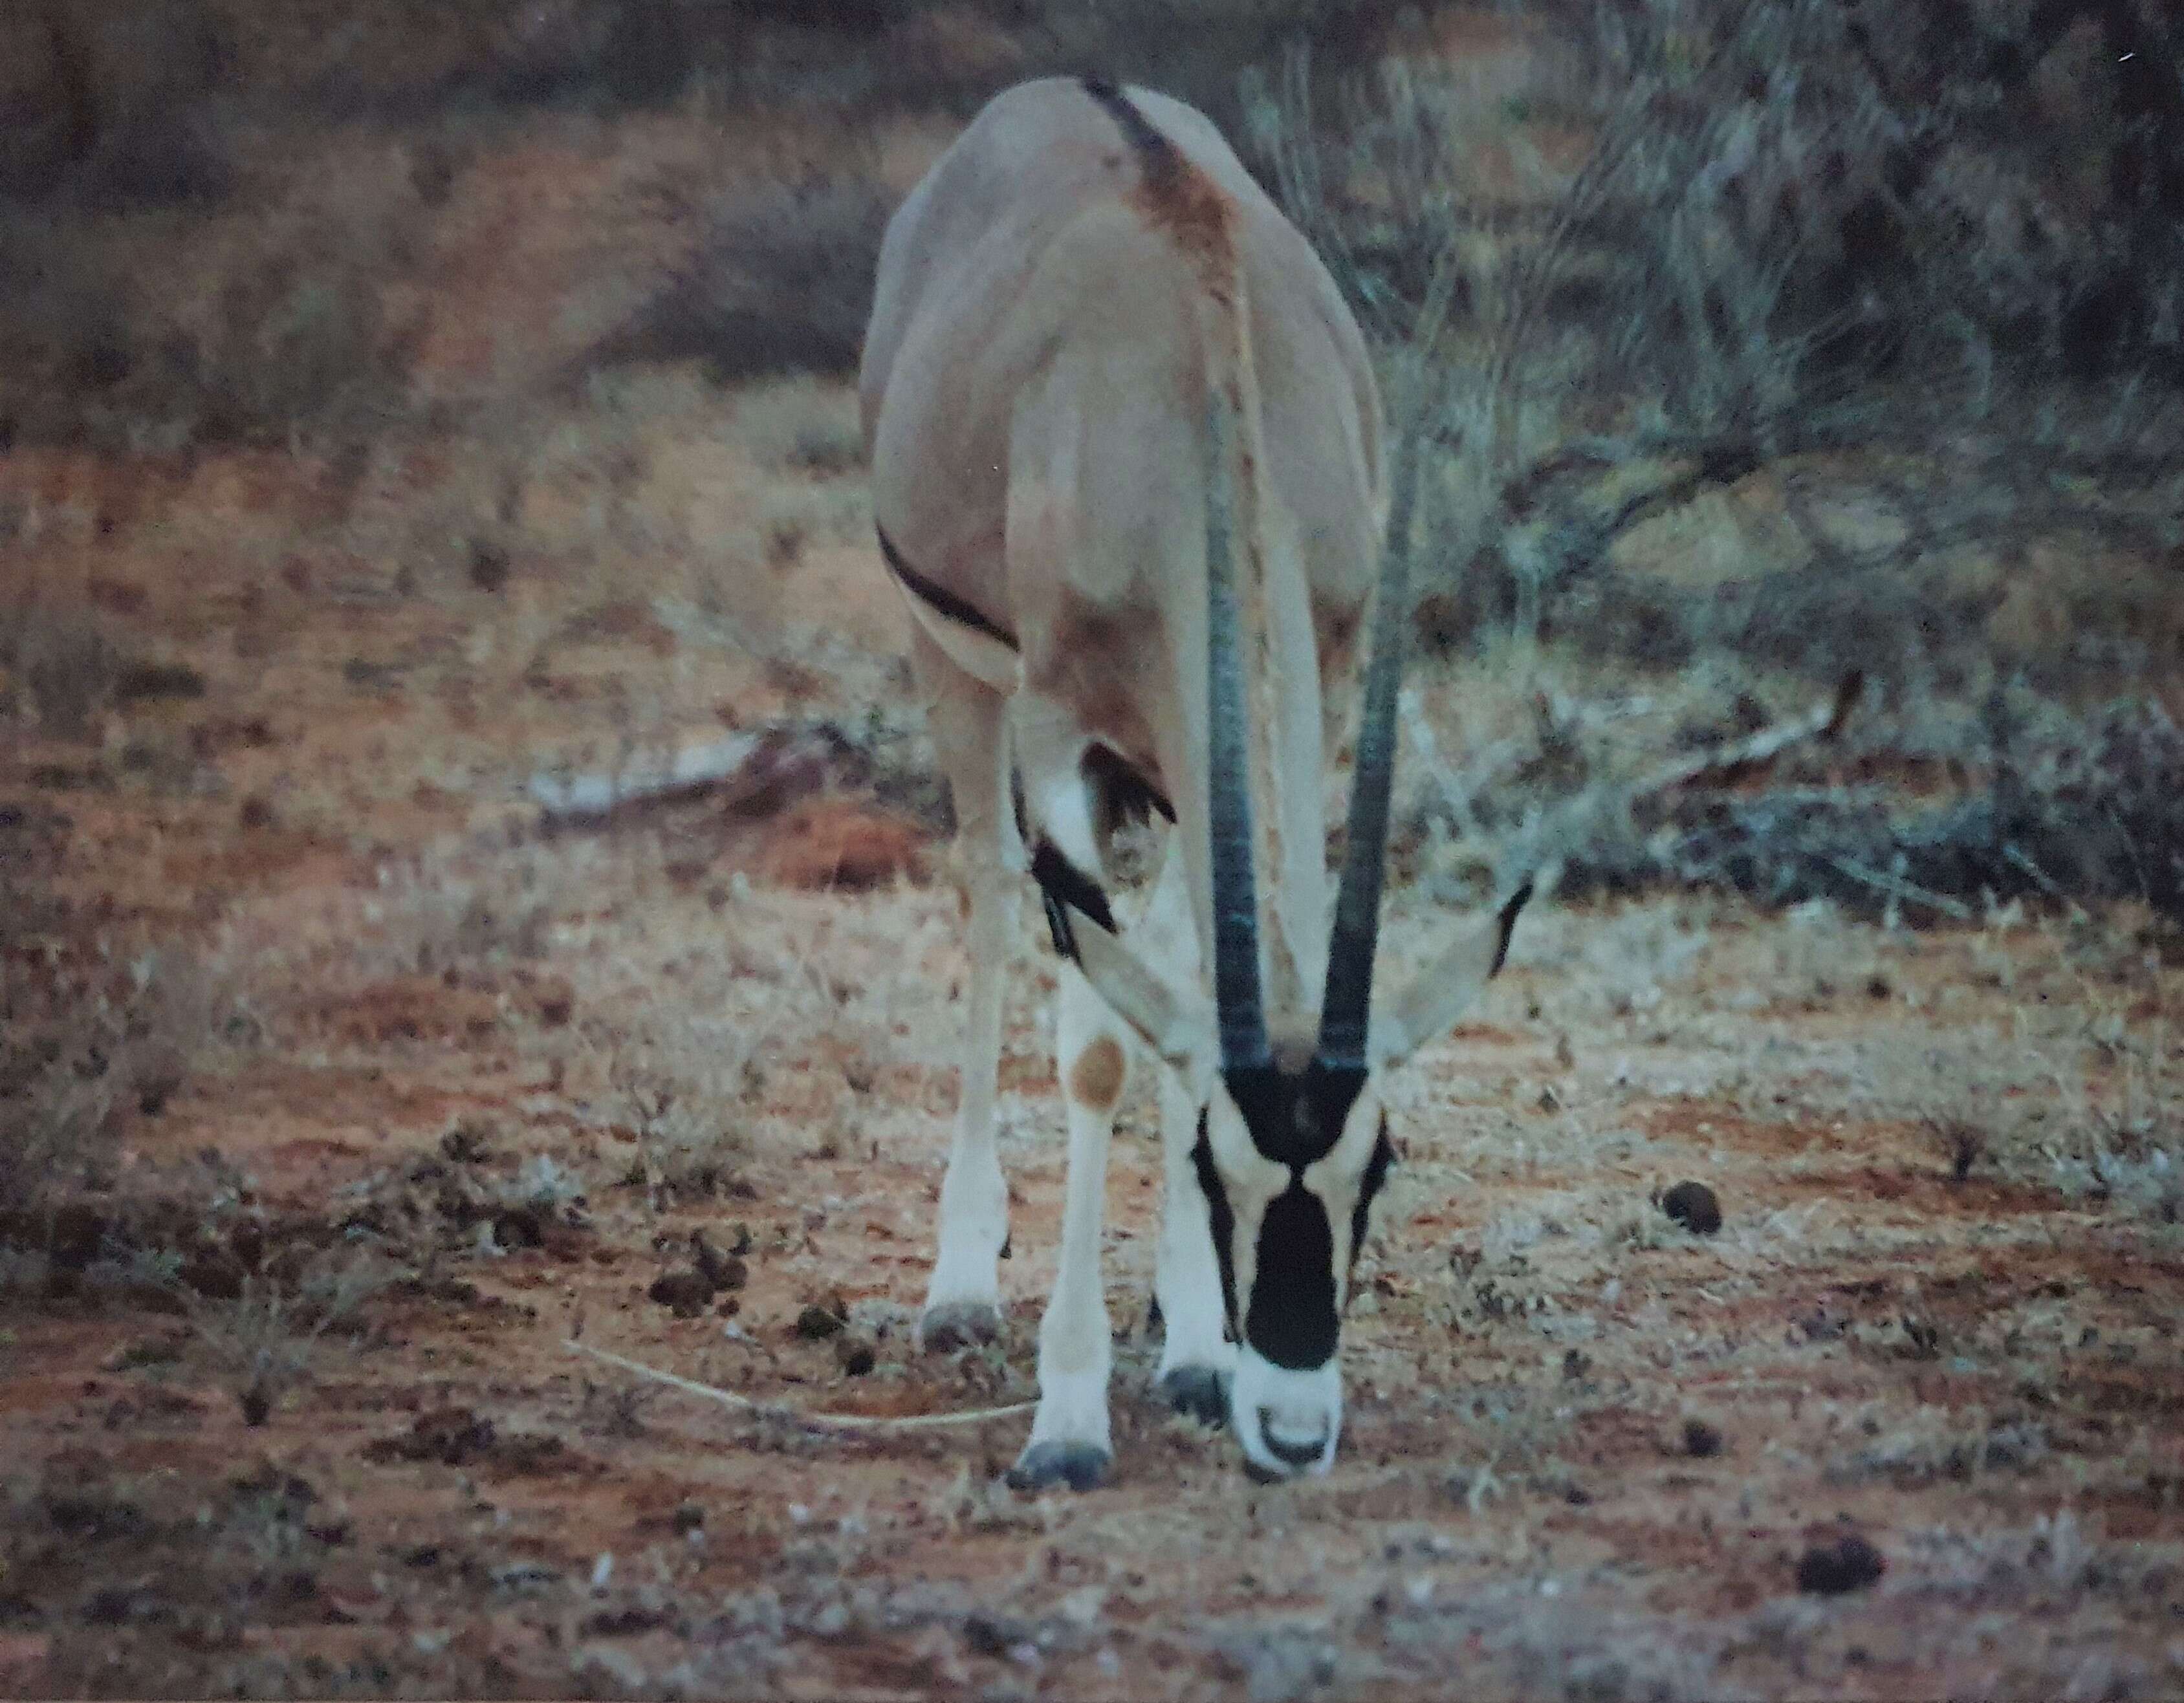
[0,0,235,208]
[167,1249,394,1426]
[0,600,122,739]
[0,193,424,450]
[0,940,228,1235]
[600,179,893,384]
[1247,0,2184,686]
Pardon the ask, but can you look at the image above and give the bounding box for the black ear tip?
[1491,881,1533,975]
[1065,896,1120,938]
[1039,889,1078,961]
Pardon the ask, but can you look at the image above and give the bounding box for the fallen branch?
[526,722,869,827]
[565,1338,1035,1433]
[1810,850,1975,922]
[1630,671,1863,801]
[528,732,761,821]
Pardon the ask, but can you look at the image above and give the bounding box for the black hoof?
[1157,1364,1231,1427]
[1006,1440,1112,1493]
[919,1301,1001,1353]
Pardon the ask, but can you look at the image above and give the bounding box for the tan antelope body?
[862,77,1527,1487]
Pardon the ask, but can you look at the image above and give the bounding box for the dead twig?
[526,720,868,827]
[563,1338,1034,1433]
[1632,671,1863,801]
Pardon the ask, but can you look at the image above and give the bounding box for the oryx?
[860,76,1529,1487]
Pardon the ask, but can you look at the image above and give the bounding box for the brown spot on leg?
[1068,1035,1128,1112]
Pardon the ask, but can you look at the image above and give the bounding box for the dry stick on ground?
[565,1338,1036,1433]
[1630,670,1863,800]
[526,720,870,827]
[1415,671,1862,861]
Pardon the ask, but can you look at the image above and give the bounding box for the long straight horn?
[1318,411,1426,1070]
[1203,390,1271,1072]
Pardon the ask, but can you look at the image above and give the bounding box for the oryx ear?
[1370,882,1534,1069]
[1063,902,1218,1094]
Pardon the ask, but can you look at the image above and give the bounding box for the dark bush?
[600,179,893,383]
[1,0,235,210]
[1251,0,2184,704]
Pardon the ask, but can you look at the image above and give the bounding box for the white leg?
[920,853,1012,1345]
[1142,839,1236,1422]
[917,649,1016,1350]
[1009,960,1127,1490]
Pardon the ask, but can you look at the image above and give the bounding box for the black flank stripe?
[877,527,1017,651]
[1030,838,1115,962]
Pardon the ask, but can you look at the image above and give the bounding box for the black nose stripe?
[1245,1178,1338,1369]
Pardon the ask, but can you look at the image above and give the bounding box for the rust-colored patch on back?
[1129,166,1236,301]
[1080,76,1237,299]
[1068,1034,1128,1110]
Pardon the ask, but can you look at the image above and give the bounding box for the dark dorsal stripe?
[877,526,1017,652]
[1031,838,1115,962]
[1080,76,1184,197]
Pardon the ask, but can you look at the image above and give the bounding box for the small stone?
[672,1501,704,1535]
[1661,1180,1722,1235]
[690,1232,747,1293]
[963,1610,1026,1657]
[648,1269,713,1318]
[1796,1533,1886,1595]
[468,539,510,592]
[795,1301,846,1340]
[835,1338,876,1376]
[1682,1418,1724,1458]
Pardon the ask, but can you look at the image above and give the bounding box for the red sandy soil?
[4,420,2182,1703]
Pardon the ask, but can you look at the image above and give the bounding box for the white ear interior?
[1066,904,1217,1093]
[1371,883,1533,1069]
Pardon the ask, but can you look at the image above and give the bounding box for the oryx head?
[1062,400,1532,1480]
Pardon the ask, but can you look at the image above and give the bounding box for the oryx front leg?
[919,657,1019,1353]
[1152,1066,1234,1426]
[1009,962,1127,1491]
[1141,840,1234,1426]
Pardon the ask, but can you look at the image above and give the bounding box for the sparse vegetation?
[168,1249,392,1426]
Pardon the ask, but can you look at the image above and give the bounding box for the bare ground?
[4,407,2183,1703]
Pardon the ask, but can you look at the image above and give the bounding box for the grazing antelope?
[860,76,1529,1488]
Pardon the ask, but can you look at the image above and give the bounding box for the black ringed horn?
[1203,388,1270,1072]
[1318,402,1427,1069]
